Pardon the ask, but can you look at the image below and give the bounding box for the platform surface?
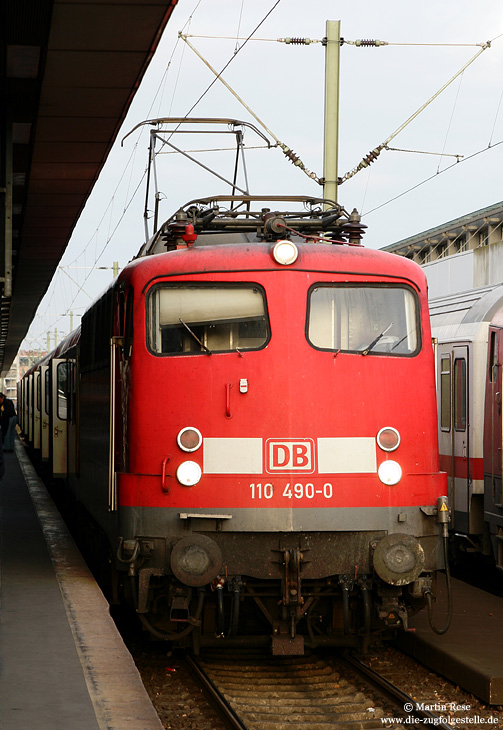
[397,574,503,704]
[0,441,163,730]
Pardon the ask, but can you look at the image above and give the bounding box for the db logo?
[266,439,315,473]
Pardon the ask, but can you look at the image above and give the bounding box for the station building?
[383,201,503,299]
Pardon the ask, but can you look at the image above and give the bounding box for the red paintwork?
[119,473,445,509]
[439,454,484,481]
[114,242,445,511]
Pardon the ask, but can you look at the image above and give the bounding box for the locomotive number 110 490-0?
[249,482,334,500]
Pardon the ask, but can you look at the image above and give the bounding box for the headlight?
[272,240,298,265]
[176,460,202,486]
[177,426,202,452]
[377,427,400,452]
[378,460,402,485]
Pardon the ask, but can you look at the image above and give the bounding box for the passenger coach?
[431,283,503,571]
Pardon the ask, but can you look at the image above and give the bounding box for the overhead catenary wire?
[340,41,492,183]
[182,34,321,44]
[234,0,246,54]
[345,40,488,47]
[22,10,503,351]
[27,7,313,347]
[174,0,283,123]
[26,0,267,351]
[489,87,503,147]
[162,1,203,118]
[21,8,204,351]
[25,172,147,350]
[158,144,270,155]
[42,1,284,280]
[21,2,214,350]
[179,32,320,182]
[183,35,486,48]
[385,146,463,160]
[363,138,503,218]
[179,34,280,144]
[158,0,322,180]
[49,2,285,338]
[436,72,465,173]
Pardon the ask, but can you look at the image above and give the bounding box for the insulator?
[360,147,382,168]
[284,148,301,166]
[341,208,367,245]
[355,39,386,47]
[284,37,311,45]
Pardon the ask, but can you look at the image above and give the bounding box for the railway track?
[185,650,451,730]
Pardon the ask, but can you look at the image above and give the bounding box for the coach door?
[21,378,27,436]
[33,371,41,450]
[27,373,33,443]
[66,359,78,478]
[41,365,50,461]
[486,329,503,514]
[51,359,68,477]
[452,346,470,532]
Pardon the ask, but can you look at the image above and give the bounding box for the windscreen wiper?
[362,322,393,356]
[179,318,212,355]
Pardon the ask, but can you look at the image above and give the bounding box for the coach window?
[45,368,50,415]
[489,331,498,383]
[440,357,451,431]
[36,373,41,412]
[454,358,466,431]
[67,362,76,424]
[307,284,419,356]
[118,291,125,337]
[124,289,134,359]
[147,284,269,355]
[57,362,68,421]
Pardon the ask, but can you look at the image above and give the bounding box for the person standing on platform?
[0,392,16,452]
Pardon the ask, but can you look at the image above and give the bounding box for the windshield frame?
[145,281,271,357]
[305,282,422,357]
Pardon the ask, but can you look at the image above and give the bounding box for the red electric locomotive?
[20,196,448,653]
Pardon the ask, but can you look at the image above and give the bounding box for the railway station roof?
[383,200,503,264]
[382,200,503,299]
[1,0,179,375]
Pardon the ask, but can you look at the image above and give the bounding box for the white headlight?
[176,461,202,486]
[378,460,402,486]
[272,240,298,265]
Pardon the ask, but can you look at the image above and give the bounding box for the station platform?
[397,574,503,705]
[0,441,163,730]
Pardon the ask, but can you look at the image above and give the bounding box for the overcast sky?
[22,0,503,351]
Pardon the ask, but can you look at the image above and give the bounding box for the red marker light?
[377,427,400,452]
[181,224,197,246]
[177,427,202,452]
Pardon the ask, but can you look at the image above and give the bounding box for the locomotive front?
[115,202,448,653]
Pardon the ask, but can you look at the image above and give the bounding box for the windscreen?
[307,285,419,356]
[147,284,269,355]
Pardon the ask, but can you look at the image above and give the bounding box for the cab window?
[147,284,269,355]
[307,284,420,356]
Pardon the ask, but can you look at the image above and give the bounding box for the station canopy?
[1,0,179,374]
